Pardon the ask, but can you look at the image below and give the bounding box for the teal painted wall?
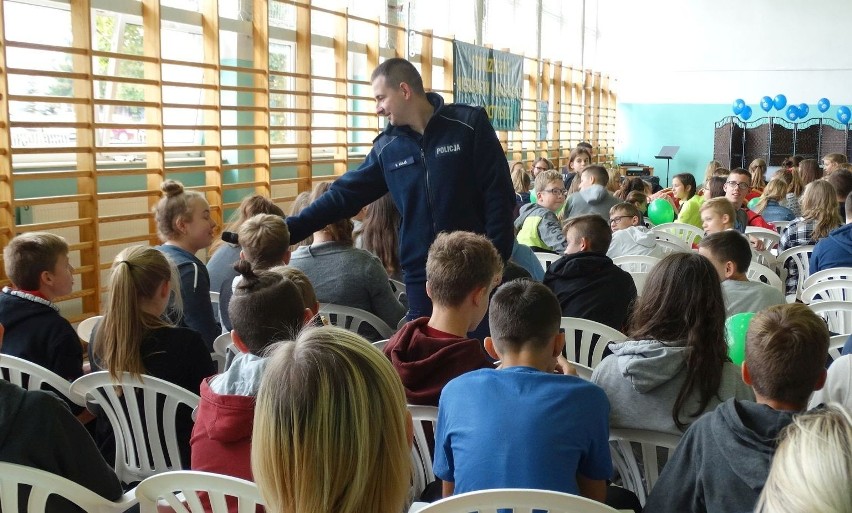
[616,102,825,187]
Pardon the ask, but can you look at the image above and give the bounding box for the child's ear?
[302,308,313,325]
[484,337,500,360]
[813,368,828,391]
[311,302,320,316]
[552,330,566,358]
[471,285,488,307]
[722,214,732,226]
[425,281,433,300]
[578,237,590,252]
[282,250,291,265]
[231,330,250,354]
[159,280,170,299]
[741,361,753,386]
[239,249,246,261]
[724,260,737,279]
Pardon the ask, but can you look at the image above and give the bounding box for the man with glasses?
[516,169,568,253]
[723,169,775,233]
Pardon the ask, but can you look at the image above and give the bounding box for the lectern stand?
[655,146,680,185]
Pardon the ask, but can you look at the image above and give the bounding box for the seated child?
[434,279,611,501]
[698,231,785,318]
[219,213,291,330]
[756,404,852,513]
[564,165,620,220]
[0,232,82,381]
[724,168,775,231]
[606,202,661,259]
[0,324,123,513]
[251,326,412,513]
[515,169,568,253]
[700,197,736,234]
[646,303,829,513]
[191,260,312,483]
[384,231,500,406]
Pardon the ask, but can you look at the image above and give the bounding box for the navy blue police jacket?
[286,92,515,284]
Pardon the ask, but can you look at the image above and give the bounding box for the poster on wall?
[453,40,523,131]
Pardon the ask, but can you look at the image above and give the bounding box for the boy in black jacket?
[645,303,828,513]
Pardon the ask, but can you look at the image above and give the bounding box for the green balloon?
[725,312,755,365]
[647,198,675,225]
[747,197,760,210]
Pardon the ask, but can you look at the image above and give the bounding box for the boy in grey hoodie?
[564,166,620,221]
[645,303,829,513]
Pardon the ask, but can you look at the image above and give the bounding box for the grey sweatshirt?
[564,184,620,220]
[591,340,754,435]
[289,241,405,338]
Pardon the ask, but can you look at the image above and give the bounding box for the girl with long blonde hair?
[89,246,215,465]
[779,180,842,295]
[252,326,412,513]
[748,158,767,190]
[752,178,794,223]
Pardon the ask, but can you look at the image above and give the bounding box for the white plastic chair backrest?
[802,279,852,303]
[135,470,264,513]
[772,220,791,233]
[69,372,200,484]
[655,239,690,255]
[652,222,703,247]
[777,245,815,299]
[76,315,103,343]
[407,405,438,500]
[609,428,682,506]
[746,262,784,292]
[745,226,781,251]
[808,301,852,336]
[828,334,847,365]
[627,271,649,296]
[535,252,560,271]
[572,362,593,381]
[209,291,220,307]
[802,267,852,290]
[211,331,233,373]
[390,279,407,303]
[0,354,84,406]
[373,339,388,351]
[611,255,661,273]
[318,303,395,339]
[0,462,137,513]
[750,248,778,272]
[415,488,619,513]
[560,317,626,368]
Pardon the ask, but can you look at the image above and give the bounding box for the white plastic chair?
[750,248,778,274]
[76,315,103,343]
[211,331,233,373]
[390,279,407,303]
[627,271,650,296]
[653,222,703,247]
[535,252,561,272]
[802,279,852,303]
[0,354,85,407]
[654,238,690,255]
[611,255,661,273]
[808,301,852,336]
[777,245,815,300]
[0,462,137,513]
[319,303,395,339]
[772,220,791,234]
[415,488,619,513]
[560,317,626,369]
[69,372,201,484]
[209,291,220,311]
[135,470,264,513]
[408,405,438,501]
[802,267,852,290]
[828,335,847,365]
[572,362,594,381]
[609,429,682,507]
[745,226,781,252]
[746,261,784,292]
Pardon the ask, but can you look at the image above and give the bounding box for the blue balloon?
[740,105,753,120]
[786,105,800,121]
[760,96,773,112]
[838,106,851,124]
[732,99,745,115]
[818,98,831,113]
[774,94,788,110]
[798,103,809,118]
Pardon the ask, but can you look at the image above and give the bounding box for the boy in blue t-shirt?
[433,279,612,502]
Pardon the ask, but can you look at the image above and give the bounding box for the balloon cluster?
[736,95,851,124]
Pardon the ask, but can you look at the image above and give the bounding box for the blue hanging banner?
[453,40,523,131]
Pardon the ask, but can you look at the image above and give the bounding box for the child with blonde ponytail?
[89,245,215,467]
